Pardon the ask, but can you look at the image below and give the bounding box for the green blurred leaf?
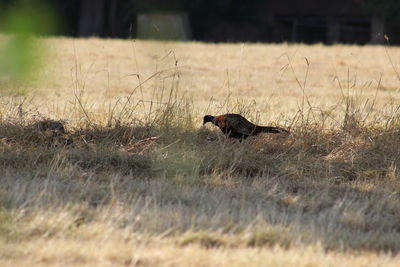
[0,0,57,83]
[0,0,57,35]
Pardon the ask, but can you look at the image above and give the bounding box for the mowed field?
[2,37,400,266]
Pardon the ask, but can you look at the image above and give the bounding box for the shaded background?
[1,0,400,44]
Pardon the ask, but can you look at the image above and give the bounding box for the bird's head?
[203,115,215,125]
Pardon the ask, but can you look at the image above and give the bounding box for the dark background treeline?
[1,0,400,44]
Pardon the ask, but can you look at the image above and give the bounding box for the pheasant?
[34,120,65,136]
[203,113,289,139]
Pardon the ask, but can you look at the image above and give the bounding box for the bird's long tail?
[256,126,290,134]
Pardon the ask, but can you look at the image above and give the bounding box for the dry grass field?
[1,36,400,266]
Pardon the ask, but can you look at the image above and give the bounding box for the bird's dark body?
[203,113,289,139]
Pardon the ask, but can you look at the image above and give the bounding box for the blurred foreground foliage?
[0,0,57,84]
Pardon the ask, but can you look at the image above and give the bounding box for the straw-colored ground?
[1,37,400,266]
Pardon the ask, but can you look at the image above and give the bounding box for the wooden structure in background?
[137,13,191,40]
[260,0,384,44]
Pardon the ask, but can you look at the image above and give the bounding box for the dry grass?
[1,36,400,266]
